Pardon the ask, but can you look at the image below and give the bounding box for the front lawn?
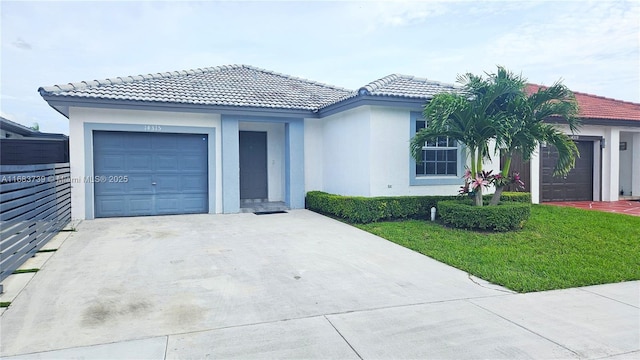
[355,205,640,292]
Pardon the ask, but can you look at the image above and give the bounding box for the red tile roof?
[526,84,640,122]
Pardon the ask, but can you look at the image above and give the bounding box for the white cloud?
[345,0,449,33]
[11,37,32,50]
[484,1,639,100]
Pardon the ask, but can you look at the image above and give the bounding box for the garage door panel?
[127,134,153,150]
[181,155,206,171]
[155,136,178,150]
[94,131,208,218]
[95,154,126,172]
[541,141,593,202]
[155,175,180,192]
[127,175,154,193]
[182,175,207,192]
[155,195,207,214]
[94,134,124,149]
[127,154,153,171]
[156,196,180,214]
[157,154,179,171]
[96,198,126,217]
[95,181,127,195]
[180,195,208,212]
[129,197,154,214]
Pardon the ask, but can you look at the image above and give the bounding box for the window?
[415,119,458,176]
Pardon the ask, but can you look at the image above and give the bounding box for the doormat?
[254,210,288,215]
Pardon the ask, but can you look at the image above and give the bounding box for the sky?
[1,0,639,135]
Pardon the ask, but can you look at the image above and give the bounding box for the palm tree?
[411,66,580,207]
[486,78,581,204]
[410,73,521,206]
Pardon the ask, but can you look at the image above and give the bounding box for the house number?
[144,125,162,132]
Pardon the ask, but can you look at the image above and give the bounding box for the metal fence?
[1,138,69,165]
[0,163,71,284]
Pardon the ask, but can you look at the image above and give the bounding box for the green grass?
[0,302,10,308]
[355,205,640,293]
[12,268,39,274]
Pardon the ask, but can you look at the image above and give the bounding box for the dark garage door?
[541,141,594,202]
[93,131,208,217]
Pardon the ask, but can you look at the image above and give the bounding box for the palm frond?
[541,128,580,177]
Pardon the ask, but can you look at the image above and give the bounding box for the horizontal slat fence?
[0,163,71,284]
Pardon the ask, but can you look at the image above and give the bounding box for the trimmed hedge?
[495,192,531,203]
[305,191,530,224]
[437,200,531,232]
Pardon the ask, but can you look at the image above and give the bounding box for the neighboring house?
[507,85,640,203]
[0,116,69,165]
[38,65,640,220]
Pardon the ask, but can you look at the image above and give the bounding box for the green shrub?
[305,191,531,224]
[437,200,531,232]
[306,191,448,223]
[491,192,531,203]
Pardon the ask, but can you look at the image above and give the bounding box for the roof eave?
[0,117,36,135]
[39,96,320,119]
[545,116,640,127]
[317,94,430,117]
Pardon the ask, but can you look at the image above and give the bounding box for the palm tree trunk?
[475,148,484,206]
[475,188,483,206]
[490,151,512,205]
[469,147,477,176]
[489,187,503,205]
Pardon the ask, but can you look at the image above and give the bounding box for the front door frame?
[221,115,304,213]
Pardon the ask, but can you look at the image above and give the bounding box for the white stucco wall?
[619,132,633,196]
[527,124,640,203]
[238,121,285,202]
[633,133,640,198]
[321,106,372,196]
[68,107,221,219]
[316,105,497,198]
[367,106,481,197]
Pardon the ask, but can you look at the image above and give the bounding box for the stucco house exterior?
[38,65,640,220]
[512,85,640,203]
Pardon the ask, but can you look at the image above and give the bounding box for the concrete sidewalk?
[1,210,638,359]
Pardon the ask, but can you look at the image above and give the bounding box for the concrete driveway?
[1,210,638,359]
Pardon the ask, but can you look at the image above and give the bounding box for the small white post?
[430,207,436,221]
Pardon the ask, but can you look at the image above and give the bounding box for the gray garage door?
[541,141,594,202]
[93,131,208,217]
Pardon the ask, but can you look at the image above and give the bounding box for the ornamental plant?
[459,168,525,201]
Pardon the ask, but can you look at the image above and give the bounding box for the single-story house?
[509,85,640,203]
[38,65,640,219]
[0,116,69,165]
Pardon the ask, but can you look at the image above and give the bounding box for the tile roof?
[39,66,463,112]
[526,84,640,122]
[42,65,637,124]
[358,74,462,98]
[38,65,353,111]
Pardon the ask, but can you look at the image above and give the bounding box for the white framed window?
[415,119,458,176]
[410,112,464,186]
